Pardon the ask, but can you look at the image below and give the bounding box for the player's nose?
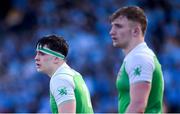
[34,54,39,61]
[109,27,115,36]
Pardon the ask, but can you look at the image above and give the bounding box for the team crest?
[133,65,142,76]
[58,87,67,96]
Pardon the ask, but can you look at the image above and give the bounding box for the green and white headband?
[36,44,65,60]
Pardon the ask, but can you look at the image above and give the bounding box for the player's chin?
[112,42,119,47]
[36,68,42,72]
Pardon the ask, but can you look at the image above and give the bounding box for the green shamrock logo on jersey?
[58,87,67,96]
[133,65,142,76]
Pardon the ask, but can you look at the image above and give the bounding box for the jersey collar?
[125,42,147,60]
[51,62,70,78]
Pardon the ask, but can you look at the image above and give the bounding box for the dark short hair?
[110,6,147,35]
[36,35,69,57]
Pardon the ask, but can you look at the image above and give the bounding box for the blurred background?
[0,0,179,113]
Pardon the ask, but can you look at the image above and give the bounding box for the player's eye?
[115,24,122,28]
[38,51,46,56]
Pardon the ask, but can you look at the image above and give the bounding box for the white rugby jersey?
[50,63,75,105]
[116,42,164,113]
[124,42,155,84]
[49,63,93,113]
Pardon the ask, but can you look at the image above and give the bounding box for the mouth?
[35,62,41,68]
[111,36,117,41]
[111,35,116,39]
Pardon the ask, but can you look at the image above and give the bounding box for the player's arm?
[126,81,151,113]
[50,74,76,113]
[58,99,76,113]
[125,54,154,113]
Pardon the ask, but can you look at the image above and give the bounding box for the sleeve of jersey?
[125,54,155,84]
[50,74,75,106]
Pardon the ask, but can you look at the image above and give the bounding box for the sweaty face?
[110,16,133,49]
[34,50,54,74]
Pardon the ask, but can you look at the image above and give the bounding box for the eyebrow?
[37,51,47,55]
[112,23,123,27]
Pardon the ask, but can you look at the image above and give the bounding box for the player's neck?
[124,37,144,55]
[47,61,65,77]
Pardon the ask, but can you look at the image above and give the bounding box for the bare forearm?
[58,100,76,113]
[127,82,151,113]
[126,102,146,113]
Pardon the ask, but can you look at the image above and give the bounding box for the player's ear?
[132,25,141,37]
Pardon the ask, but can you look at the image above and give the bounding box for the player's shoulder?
[60,67,81,77]
[50,73,75,94]
[124,52,156,79]
[53,63,76,77]
[50,70,75,89]
[52,67,82,81]
[50,72,73,84]
[126,53,154,65]
[126,44,155,62]
[125,49,155,69]
[59,67,75,76]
